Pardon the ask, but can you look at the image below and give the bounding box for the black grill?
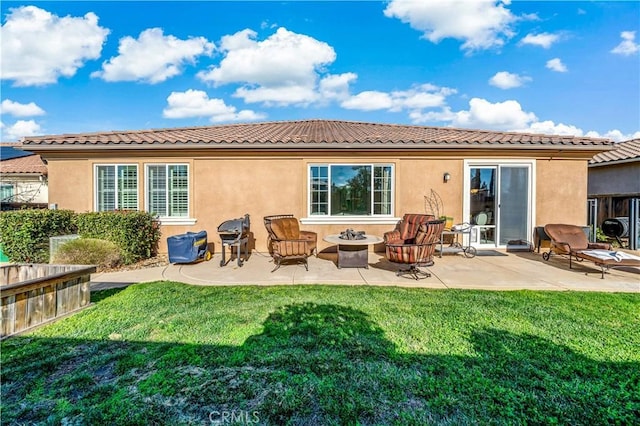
[217,214,250,267]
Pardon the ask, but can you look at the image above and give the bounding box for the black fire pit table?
[323,234,383,269]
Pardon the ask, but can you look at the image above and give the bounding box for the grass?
[2,283,639,425]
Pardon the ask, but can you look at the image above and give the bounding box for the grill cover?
[167,230,208,264]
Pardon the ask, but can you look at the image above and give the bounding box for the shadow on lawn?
[2,303,639,425]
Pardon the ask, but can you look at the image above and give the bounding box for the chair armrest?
[384,230,401,243]
[299,230,317,241]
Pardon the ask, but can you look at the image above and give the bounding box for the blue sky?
[1,1,639,142]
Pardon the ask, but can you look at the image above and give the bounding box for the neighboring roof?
[0,153,48,175]
[21,119,614,152]
[1,143,33,160]
[590,138,640,166]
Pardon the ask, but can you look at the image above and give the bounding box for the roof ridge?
[21,119,614,143]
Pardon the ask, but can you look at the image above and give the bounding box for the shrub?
[0,209,76,263]
[52,238,122,269]
[74,211,160,264]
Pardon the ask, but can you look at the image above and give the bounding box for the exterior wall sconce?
[443,172,451,183]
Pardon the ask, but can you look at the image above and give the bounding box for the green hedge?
[0,209,76,263]
[75,211,161,264]
[0,209,161,265]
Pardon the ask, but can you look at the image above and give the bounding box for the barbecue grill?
[217,214,250,267]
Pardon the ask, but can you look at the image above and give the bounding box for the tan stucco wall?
[43,152,591,254]
[48,159,93,211]
[536,158,587,226]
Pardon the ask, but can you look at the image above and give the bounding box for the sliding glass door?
[467,162,533,247]
[497,166,530,245]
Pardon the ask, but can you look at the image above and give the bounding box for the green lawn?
[2,283,639,425]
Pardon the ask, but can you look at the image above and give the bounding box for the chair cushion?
[415,220,444,245]
[399,214,435,240]
[544,224,589,252]
[270,217,300,240]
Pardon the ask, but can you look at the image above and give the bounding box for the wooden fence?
[1,264,96,338]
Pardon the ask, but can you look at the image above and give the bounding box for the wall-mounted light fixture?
[443,172,451,183]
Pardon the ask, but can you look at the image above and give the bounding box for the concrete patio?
[90,249,640,293]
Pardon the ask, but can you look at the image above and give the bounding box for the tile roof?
[21,119,613,152]
[590,138,640,165]
[0,153,48,175]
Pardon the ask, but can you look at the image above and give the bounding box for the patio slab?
[90,250,640,292]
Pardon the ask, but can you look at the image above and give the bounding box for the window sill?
[301,216,400,225]
[156,217,197,226]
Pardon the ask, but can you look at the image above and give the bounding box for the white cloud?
[524,120,585,136]
[1,5,109,86]
[1,120,42,141]
[341,91,394,111]
[453,98,537,130]
[198,27,341,106]
[318,73,358,103]
[383,0,516,52]
[520,32,560,48]
[0,99,45,117]
[611,31,639,56]
[410,97,536,130]
[489,71,532,89]
[162,89,265,123]
[586,129,640,142]
[341,84,455,113]
[92,28,214,84]
[408,97,640,142]
[546,58,568,72]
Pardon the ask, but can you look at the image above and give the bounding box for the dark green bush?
[0,209,76,263]
[75,211,160,264]
[52,238,122,269]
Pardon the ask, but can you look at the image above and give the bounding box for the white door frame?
[463,159,536,248]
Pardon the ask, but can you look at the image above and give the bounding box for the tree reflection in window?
[309,164,393,216]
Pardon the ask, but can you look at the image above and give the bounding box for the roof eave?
[589,158,640,167]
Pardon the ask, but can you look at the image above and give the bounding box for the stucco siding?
[536,159,587,226]
[43,154,595,254]
[48,160,93,211]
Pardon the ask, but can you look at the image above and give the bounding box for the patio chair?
[263,216,317,272]
[384,214,444,280]
[542,223,614,276]
[264,214,317,257]
[474,212,489,243]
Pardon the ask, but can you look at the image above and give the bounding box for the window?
[309,164,393,216]
[146,164,189,218]
[1,184,14,201]
[95,165,138,211]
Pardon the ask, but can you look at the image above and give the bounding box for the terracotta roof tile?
[590,138,640,165]
[0,153,48,175]
[21,119,613,151]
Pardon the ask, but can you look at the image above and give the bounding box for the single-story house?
[19,119,614,253]
[588,138,640,225]
[0,143,48,209]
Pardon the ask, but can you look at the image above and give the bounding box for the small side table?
[437,227,476,258]
[323,234,383,268]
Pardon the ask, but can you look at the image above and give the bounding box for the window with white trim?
[146,164,189,218]
[95,165,138,211]
[309,164,393,216]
